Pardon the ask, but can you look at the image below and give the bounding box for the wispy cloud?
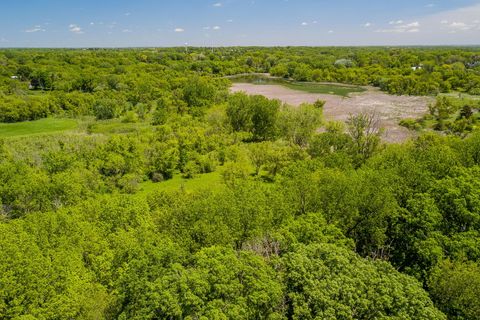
[389,20,404,25]
[25,25,45,33]
[213,2,222,7]
[203,25,221,31]
[174,28,184,32]
[423,3,480,34]
[69,24,84,34]
[444,21,480,33]
[449,22,470,30]
[364,22,372,27]
[376,21,420,33]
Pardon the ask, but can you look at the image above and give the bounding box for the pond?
[229,74,366,97]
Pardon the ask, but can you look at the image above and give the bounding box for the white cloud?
[425,3,435,8]
[213,2,222,7]
[370,3,480,45]
[69,24,84,34]
[227,19,233,23]
[203,25,221,30]
[25,25,45,33]
[376,21,420,33]
[122,29,132,33]
[426,5,480,34]
[174,28,184,32]
[301,22,308,26]
[328,30,334,33]
[427,3,480,34]
[364,22,372,27]
[449,22,471,31]
[90,22,95,26]
[124,12,131,16]
[389,20,404,25]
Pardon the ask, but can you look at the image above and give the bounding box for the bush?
[121,111,138,123]
[150,172,165,183]
[117,173,141,194]
[94,100,117,120]
[400,118,423,131]
[182,160,200,179]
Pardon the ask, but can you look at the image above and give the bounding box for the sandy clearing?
[231,83,433,143]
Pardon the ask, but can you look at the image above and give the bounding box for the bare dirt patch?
[231,83,432,143]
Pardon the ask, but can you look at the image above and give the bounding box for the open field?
[231,83,432,143]
[0,118,78,138]
[139,170,223,195]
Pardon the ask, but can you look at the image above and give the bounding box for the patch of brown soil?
[231,83,432,143]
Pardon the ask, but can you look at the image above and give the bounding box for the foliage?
[2,47,480,318]
[227,92,280,141]
[283,243,445,320]
[429,259,480,320]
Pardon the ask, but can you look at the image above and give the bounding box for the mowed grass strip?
[0,118,78,138]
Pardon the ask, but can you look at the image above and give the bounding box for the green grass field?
[0,118,78,138]
[139,170,224,195]
[87,120,152,135]
[230,74,366,97]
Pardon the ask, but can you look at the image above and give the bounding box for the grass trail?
[0,118,78,138]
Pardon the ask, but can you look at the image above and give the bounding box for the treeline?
[1,47,480,122]
[0,49,230,122]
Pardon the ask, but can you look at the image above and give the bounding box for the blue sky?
[1,0,480,47]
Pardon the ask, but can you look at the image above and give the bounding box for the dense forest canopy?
[1,47,480,319]
[1,47,480,122]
